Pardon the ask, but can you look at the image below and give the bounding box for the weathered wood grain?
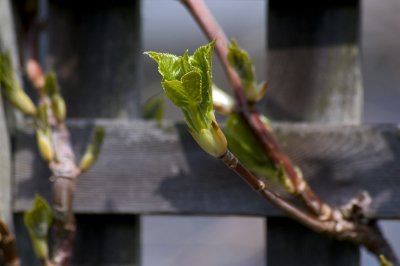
[266,0,362,123]
[12,120,400,219]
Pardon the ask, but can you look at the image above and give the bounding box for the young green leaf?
[224,113,294,193]
[0,52,37,116]
[79,126,106,172]
[24,195,52,259]
[227,40,266,102]
[146,41,227,157]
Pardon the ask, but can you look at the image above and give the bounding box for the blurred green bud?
[79,126,105,172]
[0,52,36,116]
[36,129,54,162]
[379,255,394,266]
[227,40,266,102]
[51,94,66,122]
[24,195,52,259]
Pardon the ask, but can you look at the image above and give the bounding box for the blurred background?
[4,0,400,265]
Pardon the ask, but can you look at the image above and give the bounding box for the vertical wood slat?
[0,1,18,264]
[47,1,142,265]
[48,0,141,118]
[12,1,142,265]
[0,0,18,234]
[266,1,362,265]
[266,0,362,123]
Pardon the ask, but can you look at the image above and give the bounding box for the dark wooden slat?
[45,2,143,265]
[48,0,141,118]
[73,215,140,266]
[266,1,362,123]
[267,218,359,266]
[266,1,362,265]
[14,214,141,266]
[13,119,400,219]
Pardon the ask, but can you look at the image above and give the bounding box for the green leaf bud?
[36,129,54,162]
[24,195,52,259]
[79,126,105,172]
[146,41,228,157]
[51,94,66,122]
[0,52,36,116]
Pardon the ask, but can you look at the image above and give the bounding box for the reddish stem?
[0,220,20,266]
[181,0,399,264]
[181,0,326,217]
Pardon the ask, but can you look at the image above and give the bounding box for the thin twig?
[219,151,334,233]
[0,220,20,266]
[219,151,399,265]
[181,0,399,264]
[181,0,327,217]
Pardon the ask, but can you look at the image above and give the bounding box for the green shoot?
[146,41,227,157]
[228,40,266,102]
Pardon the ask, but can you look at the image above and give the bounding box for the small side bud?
[255,81,268,101]
[24,195,52,260]
[44,72,60,96]
[36,129,54,162]
[79,126,105,172]
[379,255,394,266]
[0,52,37,115]
[31,238,49,260]
[51,94,66,122]
[277,164,295,194]
[6,87,37,116]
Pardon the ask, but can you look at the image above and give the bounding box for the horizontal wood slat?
[13,119,400,218]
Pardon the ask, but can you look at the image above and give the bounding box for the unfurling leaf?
[24,195,52,259]
[0,52,37,116]
[142,94,165,123]
[227,40,266,102]
[224,113,294,193]
[146,41,227,157]
[79,126,105,172]
[379,255,394,266]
